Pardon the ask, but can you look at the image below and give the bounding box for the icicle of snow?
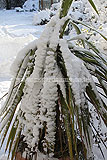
[20,79,43,149]
[40,51,58,156]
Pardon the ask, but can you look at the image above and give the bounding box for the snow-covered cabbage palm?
[0,0,107,160]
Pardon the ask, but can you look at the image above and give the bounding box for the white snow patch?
[23,0,39,11]
[0,155,9,160]
[33,10,51,25]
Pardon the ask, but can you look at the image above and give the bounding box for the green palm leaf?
[71,19,107,41]
[88,0,99,15]
[60,0,74,18]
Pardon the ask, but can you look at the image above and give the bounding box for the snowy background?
[0,0,107,159]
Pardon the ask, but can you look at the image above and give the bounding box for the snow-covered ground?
[0,10,45,78]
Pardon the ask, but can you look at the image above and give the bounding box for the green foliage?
[88,0,99,15]
[60,0,99,18]
[60,0,74,18]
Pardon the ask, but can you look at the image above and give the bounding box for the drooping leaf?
[88,0,99,15]
[71,19,107,41]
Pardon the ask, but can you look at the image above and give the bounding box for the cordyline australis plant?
[0,0,107,160]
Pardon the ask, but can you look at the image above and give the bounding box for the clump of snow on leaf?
[11,39,37,76]
[60,39,91,106]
